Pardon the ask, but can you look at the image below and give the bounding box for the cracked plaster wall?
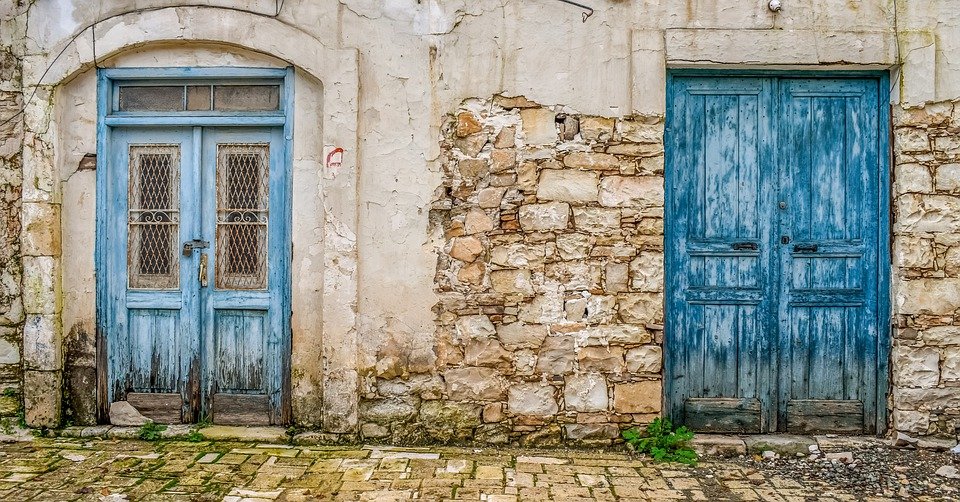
[4,0,960,439]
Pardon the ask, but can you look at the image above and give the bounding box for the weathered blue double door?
[104,126,287,425]
[666,76,886,433]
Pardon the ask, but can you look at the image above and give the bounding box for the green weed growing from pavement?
[137,422,167,441]
[622,418,698,466]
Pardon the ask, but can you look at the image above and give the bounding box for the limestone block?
[536,170,599,203]
[625,345,663,374]
[582,295,617,324]
[573,325,652,346]
[564,298,587,321]
[361,422,389,438]
[614,380,662,414]
[572,207,621,234]
[477,187,506,208]
[456,315,496,340]
[22,256,58,315]
[517,161,538,191]
[0,337,19,365]
[519,202,570,231]
[449,236,484,263]
[629,252,664,292]
[580,116,615,142]
[359,398,417,424]
[518,292,565,324]
[894,346,940,388]
[508,382,558,417]
[458,261,485,285]
[445,367,504,401]
[459,159,489,182]
[454,133,488,157]
[513,349,537,375]
[618,293,664,324]
[564,373,609,412]
[895,163,933,194]
[898,278,960,315]
[894,236,934,269]
[565,423,619,441]
[604,262,629,293]
[599,176,664,208]
[23,314,60,371]
[109,400,149,427]
[578,346,624,373]
[941,347,960,382]
[563,152,619,170]
[464,339,512,370]
[536,336,575,375]
[918,326,960,346]
[497,323,548,350]
[556,233,593,260]
[21,202,60,256]
[606,143,663,157]
[895,128,930,153]
[464,209,495,234]
[933,136,960,154]
[521,108,557,146]
[483,403,505,423]
[24,370,60,427]
[895,387,960,410]
[495,127,516,148]
[946,246,960,277]
[545,261,602,290]
[491,149,517,173]
[490,243,545,268]
[894,410,930,434]
[639,155,664,175]
[490,269,534,295]
[618,119,663,144]
[936,163,960,193]
[456,112,481,138]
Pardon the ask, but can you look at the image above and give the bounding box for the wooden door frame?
[95,67,295,424]
[663,69,892,434]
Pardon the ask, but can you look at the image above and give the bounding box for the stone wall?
[356,96,666,445]
[0,13,23,419]
[892,102,960,437]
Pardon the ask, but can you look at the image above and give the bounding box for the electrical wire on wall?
[0,1,287,128]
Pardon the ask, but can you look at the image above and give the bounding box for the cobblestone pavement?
[0,438,942,501]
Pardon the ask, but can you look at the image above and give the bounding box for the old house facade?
[0,0,958,444]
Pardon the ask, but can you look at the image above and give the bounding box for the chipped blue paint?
[665,73,890,434]
[96,67,293,424]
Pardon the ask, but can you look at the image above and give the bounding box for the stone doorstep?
[693,433,957,458]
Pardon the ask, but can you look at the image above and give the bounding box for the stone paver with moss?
[0,435,931,501]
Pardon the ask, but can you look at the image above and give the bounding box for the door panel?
[778,79,880,434]
[201,128,286,425]
[107,128,200,423]
[667,77,776,433]
[666,76,885,433]
[106,126,287,425]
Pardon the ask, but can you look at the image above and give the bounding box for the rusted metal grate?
[216,144,269,290]
[128,145,180,289]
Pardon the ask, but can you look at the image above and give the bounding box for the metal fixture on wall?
[768,0,782,12]
[555,0,594,22]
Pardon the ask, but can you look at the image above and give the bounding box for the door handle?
[793,244,819,253]
[199,253,209,287]
[731,242,758,251]
[182,239,209,257]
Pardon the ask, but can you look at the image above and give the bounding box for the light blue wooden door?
[105,126,288,425]
[666,75,886,434]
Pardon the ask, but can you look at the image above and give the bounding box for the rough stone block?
[490,269,534,295]
[520,108,557,145]
[894,128,929,153]
[497,323,548,350]
[464,338,512,369]
[629,252,663,292]
[556,233,592,260]
[449,236,484,263]
[24,370,60,427]
[599,176,664,208]
[21,202,60,256]
[578,346,624,373]
[564,373,609,412]
[360,398,418,424]
[618,119,663,144]
[574,325,651,345]
[23,314,60,371]
[894,236,934,269]
[508,382,558,416]
[895,346,940,388]
[941,346,960,382]
[613,380,661,414]
[519,202,570,231]
[898,278,960,315]
[563,152,619,170]
[536,169,599,203]
[445,367,504,401]
[936,163,960,192]
[536,336,575,375]
[565,423,619,441]
[897,194,960,233]
[490,243,544,268]
[456,112,481,138]
[464,209,495,234]
[22,256,59,314]
[545,261,601,290]
[573,207,620,234]
[455,315,496,340]
[618,293,664,324]
[580,116,615,142]
[625,345,662,374]
[604,262,629,293]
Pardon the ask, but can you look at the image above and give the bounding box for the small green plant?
[196,413,213,428]
[622,418,698,466]
[137,422,167,441]
[186,428,204,442]
[0,417,12,435]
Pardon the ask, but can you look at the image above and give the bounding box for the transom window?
[114,81,282,113]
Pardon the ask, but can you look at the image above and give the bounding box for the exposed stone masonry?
[357,95,667,445]
[892,102,960,437]
[0,34,24,418]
